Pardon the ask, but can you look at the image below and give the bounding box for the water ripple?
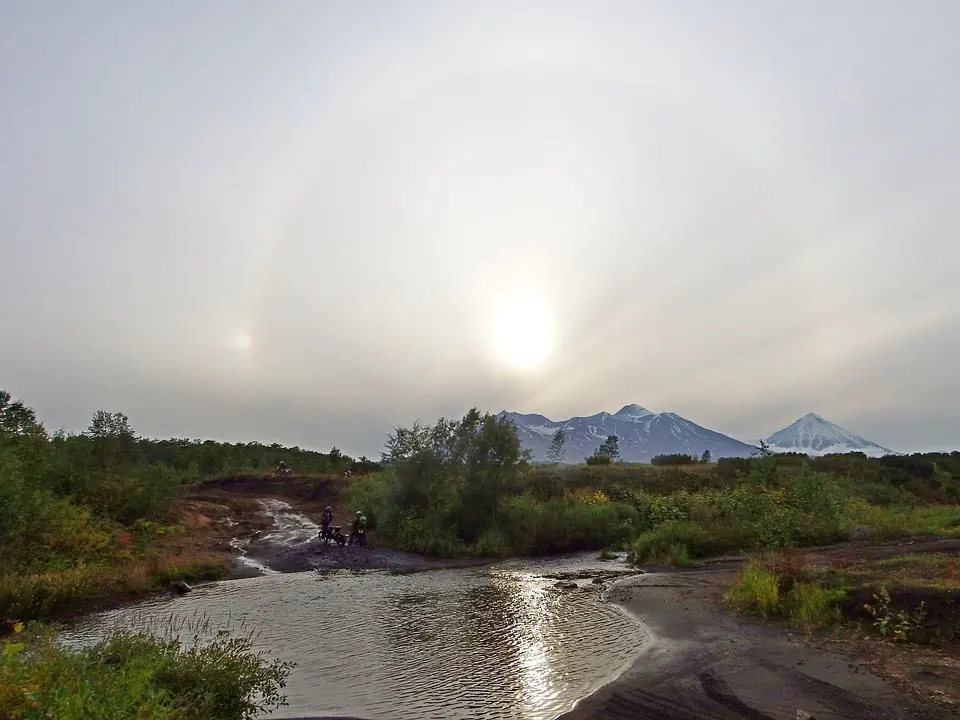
[63,555,644,720]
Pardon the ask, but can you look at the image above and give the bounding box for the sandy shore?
[557,569,952,720]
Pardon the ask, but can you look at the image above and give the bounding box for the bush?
[0,626,292,720]
[628,521,714,564]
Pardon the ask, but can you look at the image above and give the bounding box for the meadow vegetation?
[346,410,960,562]
[0,389,358,623]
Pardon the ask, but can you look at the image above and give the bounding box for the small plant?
[863,587,927,642]
[597,549,617,561]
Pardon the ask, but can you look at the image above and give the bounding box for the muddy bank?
[559,571,952,720]
[246,534,489,573]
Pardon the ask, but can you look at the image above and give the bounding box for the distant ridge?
[498,405,757,463]
[498,405,899,463]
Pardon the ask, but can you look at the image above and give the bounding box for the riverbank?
[560,563,957,720]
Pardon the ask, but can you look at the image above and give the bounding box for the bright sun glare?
[490,294,554,370]
[232,331,253,351]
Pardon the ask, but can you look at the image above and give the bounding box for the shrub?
[628,521,713,564]
[0,627,292,720]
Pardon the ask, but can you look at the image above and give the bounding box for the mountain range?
[498,405,897,463]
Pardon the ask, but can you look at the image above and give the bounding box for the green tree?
[587,435,620,465]
[547,428,567,464]
[599,434,620,462]
[380,409,528,541]
[86,410,137,469]
[701,449,712,464]
[0,390,47,442]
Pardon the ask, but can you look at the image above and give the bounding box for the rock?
[555,581,578,590]
[170,580,192,595]
[591,577,605,584]
[797,711,816,720]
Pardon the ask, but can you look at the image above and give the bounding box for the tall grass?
[725,566,781,617]
[725,559,846,631]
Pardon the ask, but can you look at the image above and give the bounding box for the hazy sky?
[2,1,958,456]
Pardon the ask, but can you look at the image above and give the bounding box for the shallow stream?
[63,508,645,720]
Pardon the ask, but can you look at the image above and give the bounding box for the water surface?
[65,555,644,720]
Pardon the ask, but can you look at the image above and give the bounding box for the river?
[62,505,646,720]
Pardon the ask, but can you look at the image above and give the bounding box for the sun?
[489,294,554,370]
[231,331,253,351]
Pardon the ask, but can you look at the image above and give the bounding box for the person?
[350,511,365,546]
[321,505,333,535]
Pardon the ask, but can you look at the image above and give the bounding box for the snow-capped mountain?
[499,404,757,463]
[766,413,896,457]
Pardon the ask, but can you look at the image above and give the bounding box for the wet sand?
[558,570,951,720]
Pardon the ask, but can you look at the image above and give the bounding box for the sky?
[2,0,958,457]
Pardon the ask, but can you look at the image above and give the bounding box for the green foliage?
[350,413,638,556]
[863,587,928,642]
[587,435,620,464]
[628,521,713,564]
[0,627,292,719]
[701,450,711,464]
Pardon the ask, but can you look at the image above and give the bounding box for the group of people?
[320,505,366,546]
